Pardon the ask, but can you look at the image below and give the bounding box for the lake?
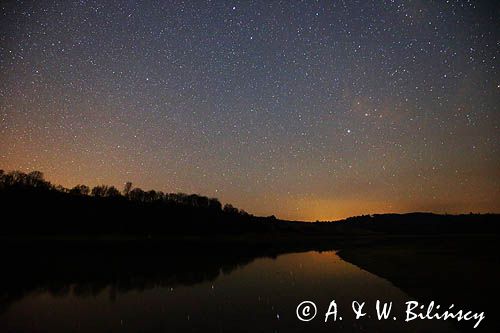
[0,250,457,332]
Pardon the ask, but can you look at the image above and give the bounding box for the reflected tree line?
[0,242,319,315]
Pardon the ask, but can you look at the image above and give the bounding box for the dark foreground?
[0,234,498,332]
[338,235,499,332]
[1,172,499,331]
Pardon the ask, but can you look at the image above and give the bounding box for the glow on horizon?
[1,1,499,221]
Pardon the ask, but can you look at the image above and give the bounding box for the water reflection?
[0,249,456,332]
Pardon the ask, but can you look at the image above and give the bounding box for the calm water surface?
[0,251,456,332]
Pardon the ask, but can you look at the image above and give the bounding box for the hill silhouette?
[1,170,499,332]
[0,169,498,239]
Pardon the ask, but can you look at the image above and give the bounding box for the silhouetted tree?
[144,190,158,202]
[105,186,121,198]
[91,185,108,197]
[91,185,121,197]
[54,185,68,193]
[223,204,239,215]
[156,191,165,201]
[129,188,145,202]
[70,184,90,195]
[208,198,222,211]
[9,171,28,186]
[0,170,5,189]
[26,171,48,188]
[123,182,133,197]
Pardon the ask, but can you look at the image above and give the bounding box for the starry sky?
[1,0,499,221]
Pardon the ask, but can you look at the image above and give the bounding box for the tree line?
[0,169,257,218]
[1,169,495,237]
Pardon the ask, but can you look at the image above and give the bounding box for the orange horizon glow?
[0,165,498,222]
[1,1,499,222]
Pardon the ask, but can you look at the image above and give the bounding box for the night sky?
[1,1,499,221]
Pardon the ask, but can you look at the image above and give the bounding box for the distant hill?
[1,169,498,238]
